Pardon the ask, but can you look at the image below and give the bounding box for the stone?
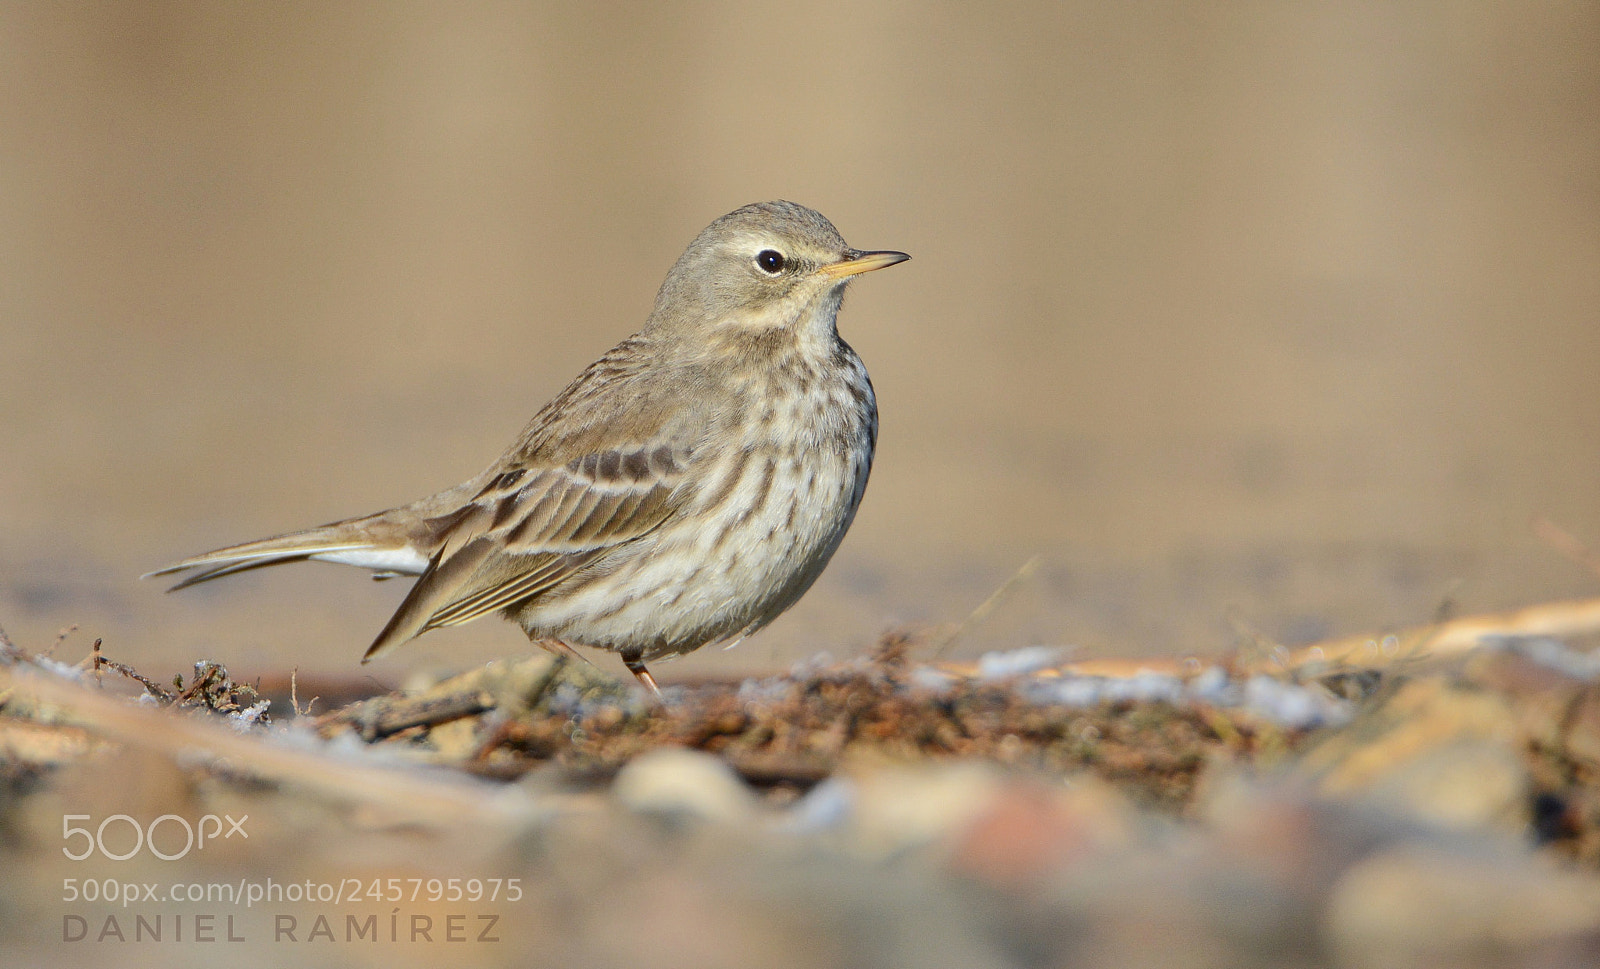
[613,747,755,823]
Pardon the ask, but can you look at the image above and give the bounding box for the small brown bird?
[150,201,908,695]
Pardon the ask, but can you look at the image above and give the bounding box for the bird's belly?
[517,436,871,659]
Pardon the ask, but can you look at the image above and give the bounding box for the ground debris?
[9,616,1600,968]
[102,653,272,726]
[9,623,1600,864]
[327,635,1300,810]
[0,642,272,747]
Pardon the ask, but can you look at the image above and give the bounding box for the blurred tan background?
[1,1,1597,682]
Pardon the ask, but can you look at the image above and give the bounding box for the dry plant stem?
[0,664,534,831]
[43,624,77,657]
[331,690,498,741]
[98,657,173,702]
[930,554,1043,660]
[290,668,320,718]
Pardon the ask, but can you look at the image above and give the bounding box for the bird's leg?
[621,648,663,699]
[535,637,595,668]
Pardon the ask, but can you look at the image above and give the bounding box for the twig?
[97,657,176,702]
[290,668,319,718]
[44,624,77,658]
[324,690,498,741]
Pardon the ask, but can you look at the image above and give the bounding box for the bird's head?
[646,201,908,346]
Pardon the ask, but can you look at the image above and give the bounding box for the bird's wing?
[361,441,692,660]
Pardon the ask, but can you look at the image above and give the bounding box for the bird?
[149,201,909,696]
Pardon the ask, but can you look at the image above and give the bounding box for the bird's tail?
[145,514,429,592]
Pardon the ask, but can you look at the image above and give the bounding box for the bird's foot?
[623,657,663,700]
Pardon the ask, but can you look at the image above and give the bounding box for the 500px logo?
[63,814,248,862]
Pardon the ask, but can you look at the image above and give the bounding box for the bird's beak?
[819,249,911,279]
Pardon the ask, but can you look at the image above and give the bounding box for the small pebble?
[612,747,755,823]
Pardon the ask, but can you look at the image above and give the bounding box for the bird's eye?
[755,249,787,274]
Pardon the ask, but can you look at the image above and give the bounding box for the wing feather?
[423,551,599,628]
[362,442,690,660]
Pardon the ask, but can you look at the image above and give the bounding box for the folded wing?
[361,443,690,660]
